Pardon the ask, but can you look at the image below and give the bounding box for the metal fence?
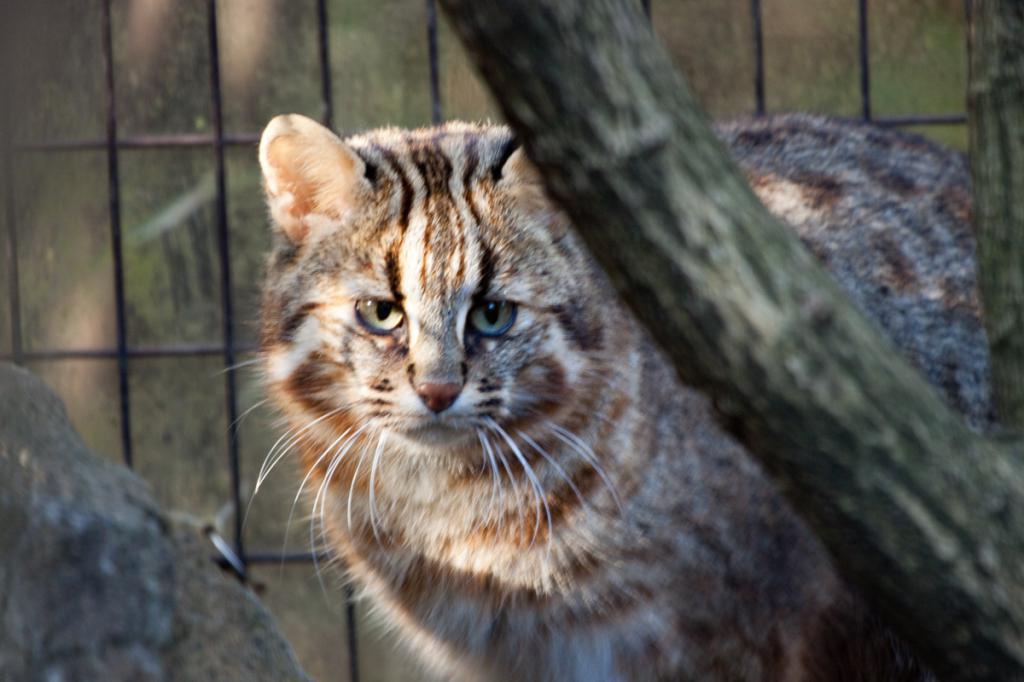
[0,1,968,680]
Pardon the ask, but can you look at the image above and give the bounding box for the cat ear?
[258,114,367,243]
[497,144,570,239]
[497,144,547,207]
[496,142,540,186]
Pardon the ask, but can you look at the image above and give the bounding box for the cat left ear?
[258,113,368,243]
[495,142,540,186]
[497,144,547,205]
[496,143,570,239]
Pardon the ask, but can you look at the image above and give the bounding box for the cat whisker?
[310,471,334,598]
[347,437,372,533]
[251,422,325,532]
[279,426,356,574]
[488,429,524,540]
[480,391,620,511]
[517,429,589,512]
[257,430,310,499]
[485,417,551,549]
[257,424,299,493]
[477,428,505,533]
[216,356,262,375]
[315,425,368,551]
[245,423,296,526]
[368,429,389,545]
[546,421,623,510]
[256,405,348,496]
[307,424,369,595]
[231,398,268,431]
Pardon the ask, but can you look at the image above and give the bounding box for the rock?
[0,362,312,682]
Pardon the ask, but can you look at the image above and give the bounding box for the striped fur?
[258,113,987,681]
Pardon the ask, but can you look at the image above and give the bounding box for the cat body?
[258,113,987,681]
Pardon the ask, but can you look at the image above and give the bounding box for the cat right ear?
[258,114,368,243]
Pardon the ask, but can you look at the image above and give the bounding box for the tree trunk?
[971,0,1024,430]
[437,0,1024,678]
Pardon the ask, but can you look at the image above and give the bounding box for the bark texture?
[970,0,1024,429]
[437,0,1024,679]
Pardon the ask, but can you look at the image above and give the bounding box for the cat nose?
[416,382,462,413]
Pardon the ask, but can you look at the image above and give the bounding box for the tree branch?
[438,0,1024,678]
[971,0,1024,429]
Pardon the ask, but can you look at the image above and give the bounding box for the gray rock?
[0,362,312,682]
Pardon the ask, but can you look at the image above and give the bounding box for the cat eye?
[468,300,517,336]
[356,300,405,334]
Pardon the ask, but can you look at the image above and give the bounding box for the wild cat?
[256,112,988,681]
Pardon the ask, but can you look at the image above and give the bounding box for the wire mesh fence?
[0,1,970,680]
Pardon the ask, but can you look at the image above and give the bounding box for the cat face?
[259,115,611,461]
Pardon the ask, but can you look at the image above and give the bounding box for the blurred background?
[0,1,967,680]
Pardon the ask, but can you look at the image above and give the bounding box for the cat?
[257,112,988,681]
